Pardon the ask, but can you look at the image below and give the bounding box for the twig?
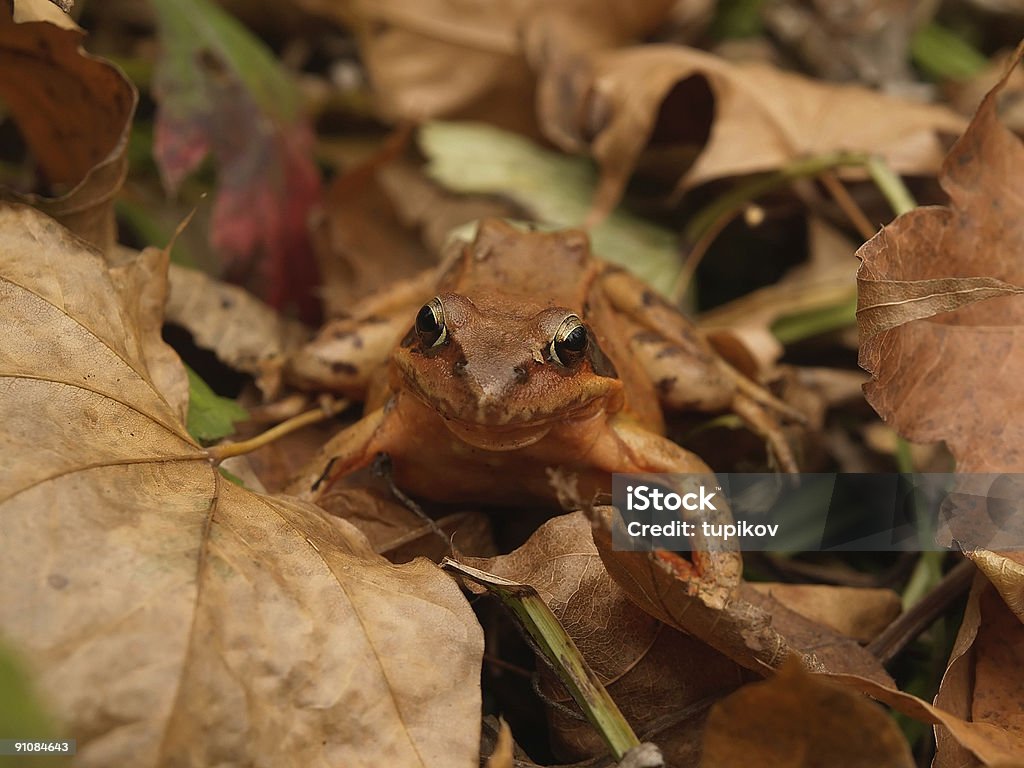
[819,171,876,241]
[205,399,348,462]
[867,557,975,664]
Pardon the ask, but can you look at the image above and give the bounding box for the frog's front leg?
[599,268,802,472]
[286,406,389,501]
[286,269,437,398]
[591,415,744,597]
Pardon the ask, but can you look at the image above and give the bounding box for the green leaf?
[419,121,681,295]
[185,365,248,443]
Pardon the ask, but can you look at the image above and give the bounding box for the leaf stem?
[442,559,642,760]
[206,399,348,463]
[866,156,917,217]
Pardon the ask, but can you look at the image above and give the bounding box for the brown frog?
[285,221,802,586]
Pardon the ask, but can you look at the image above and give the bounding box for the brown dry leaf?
[0,0,136,253]
[536,44,966,219]
[746,583,901,643]
[700,217,860,375]
[828,671,1024,765]
[474,512,747,764]
[483,719,514,768]
[856,49,1024,474]
[590,507,893,683]
[313,132,438,315]
[934,574,1024,768]
[701,659,914,768]
[165,262,309,398]
[297,0,675,135]
[0,205,483,767]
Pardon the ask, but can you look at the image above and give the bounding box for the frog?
[285,220,803,590]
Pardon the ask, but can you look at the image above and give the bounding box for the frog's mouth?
[440,418,553,451]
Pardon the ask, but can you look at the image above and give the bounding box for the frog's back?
[439,220,599,310]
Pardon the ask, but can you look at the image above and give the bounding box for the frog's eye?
[415,297,447,348]
[549,315,588,366]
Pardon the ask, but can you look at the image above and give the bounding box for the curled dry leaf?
[701,660,915,768]
[934,574,1024,768]
[589,507,893,683]
[535,43,966,219]
[0,0,136,253]
[472,512,747,764]
[165,262,309,398]
[856,49,1024,474]
[0,205,483,768]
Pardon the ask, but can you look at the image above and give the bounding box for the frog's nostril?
[512,365,529,384]
[452,358,468,375]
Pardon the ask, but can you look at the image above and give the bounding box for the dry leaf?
[934,574,1024,768]
[590,507,893,683]
[701,660,915,768]
[312,132,438,316]
[0,0,136,252]
[535,43,966,218]
[699,217,860,375]
[473,512,747,764]
[483,719,514,768]
[299,0,675,135]
[165,262,309,398]
[856,48,1024,473]
[0,205,483,767]
[746,583,901,643]
[828,672,1024,765]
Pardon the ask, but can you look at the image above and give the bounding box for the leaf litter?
[4,2,1024,766]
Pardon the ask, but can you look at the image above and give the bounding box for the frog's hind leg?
[286,269,437,397]
[600,268,802,472]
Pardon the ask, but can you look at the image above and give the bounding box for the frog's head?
[392,292,623,451]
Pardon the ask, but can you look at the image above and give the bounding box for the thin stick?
[819,171,876,241]
[867,558,975,665]
[206,399,349,463]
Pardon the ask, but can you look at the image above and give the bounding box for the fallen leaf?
[0,0,136,252]
[297,0,675,135]
[420,121,684,292]
[699,217,860,373]
[483,718,514,768]
[312,131,438,316]
[828,671,1024,765]
[746,583,901,643]
[0,204,483,767]
[701,659,915,768]
[934,573,1024,768]
[856,48,1024,473]
[165,262,309,398]
[590,507,893,683]
[475,512,752,764]
[535,43,966,219]
[151,0,322,321]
